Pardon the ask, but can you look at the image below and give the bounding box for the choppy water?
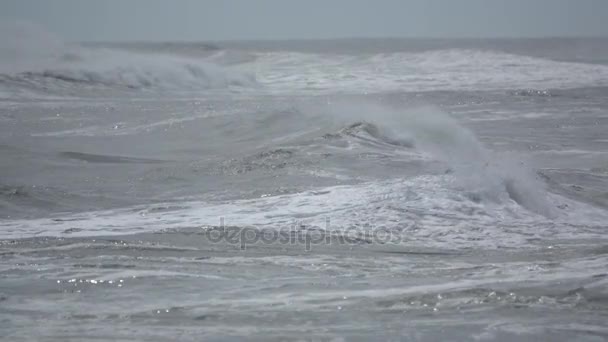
[1,26,608,341]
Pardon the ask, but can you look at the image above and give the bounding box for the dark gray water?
[1,33,608,341]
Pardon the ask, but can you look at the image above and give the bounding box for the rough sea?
[2,26,608,341]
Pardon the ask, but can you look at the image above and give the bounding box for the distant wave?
[253,49,608,94]
[1,56,256,90]
[0,23,256,96]
[0,50,257,92]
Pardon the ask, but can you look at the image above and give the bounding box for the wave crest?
[316,102,556,217]
[7,54,257,90]
[0,23,256,94]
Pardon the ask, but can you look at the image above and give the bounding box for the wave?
[253,49,608,94]
[3,59,255,90]
[314,102,556,217]
[0,50,257,92]
[4,173,607,244]
[0,23,256,96]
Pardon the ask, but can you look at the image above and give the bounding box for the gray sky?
[1,0,607,41]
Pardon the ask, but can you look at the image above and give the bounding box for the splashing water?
[316,101,555,217]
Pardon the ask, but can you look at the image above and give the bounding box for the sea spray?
[316,101,555,217]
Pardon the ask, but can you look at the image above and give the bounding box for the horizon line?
[77,34,608,44]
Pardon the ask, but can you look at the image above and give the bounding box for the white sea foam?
[252,49,608,93]
[2,174,607,249]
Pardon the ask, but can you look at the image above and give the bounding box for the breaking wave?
[0,23,256,95]
[2,54,256,90]
[316,102,556,217]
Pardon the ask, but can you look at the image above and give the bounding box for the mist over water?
[2,24,608,341]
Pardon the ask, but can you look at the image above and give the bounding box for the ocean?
[1,30,608,341]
